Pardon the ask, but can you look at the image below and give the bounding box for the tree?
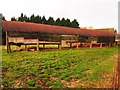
[65,18,71,27]
[71,19,79,28]
[38,16,42,23]
[9,13,80,28]
[2,17,6,20]
[30,14,35,22]
[24,15,29,22]
[11,17,17,21]
[41,16,47,24]
[18,13,25,22]
[34,15,41,23]
[55,18,61,26]
[60,18,66,26]
[47,17,55,25]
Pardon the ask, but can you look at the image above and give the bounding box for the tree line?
[11,13,80,28]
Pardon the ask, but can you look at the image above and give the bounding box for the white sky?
[0,0,119,30]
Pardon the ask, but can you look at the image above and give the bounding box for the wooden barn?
[1,20,116,53]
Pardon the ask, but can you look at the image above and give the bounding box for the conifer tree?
[18,13,24,22]
[71,19,79,28]
[11,17,17,21]
[41,16,47,24]
[47,17,55,25]
[55,18,61,26]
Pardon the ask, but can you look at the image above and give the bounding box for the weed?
[8,81,14,86]
[52,71,60,77]
[41,73,49,78]
[75,74,80,79]
[27,79,35,86]
[60,73,69,80]
[2,80,8,87]
[51,80,62,88]
[35,85,42,88]
[45,81,51,87]
[64,76,71,81]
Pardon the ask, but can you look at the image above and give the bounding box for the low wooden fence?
[6,37,114,52]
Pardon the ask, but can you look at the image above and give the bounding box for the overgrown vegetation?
[2,46,118,88]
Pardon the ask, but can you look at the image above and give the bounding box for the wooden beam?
[111,43,113,47]
[109,43,111,47]
[25,44,27,51]
[76,42,79,48]
[43,44,45,48]
[58,44,61,50]
[113,42,116,46]
[90,43,92,48]
[6,31,9,53]
[8,43,11,52]
[100,43,102,48]
[70,42,72,48]
[6,33,11,52]
[37,39,39,51]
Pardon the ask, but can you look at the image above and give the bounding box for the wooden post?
[109,43,111,47]
[25,44,27,51]
[109,43,113,47]
[113,42,116,46]
[37,39,39,51]
[90,43,92,48]
[43,44,45,48]
[70,42,72,48]
[76,42,79,48]
[58,41,62,50]
[100,43,102,48]
[6,31,9,53]
[58,44,61,50]
[8,44,11,52]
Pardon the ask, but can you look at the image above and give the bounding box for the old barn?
[1,20,116,52]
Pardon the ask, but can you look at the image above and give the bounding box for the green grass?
[2,46,118,88]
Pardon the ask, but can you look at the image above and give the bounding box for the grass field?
[2,46,118,88]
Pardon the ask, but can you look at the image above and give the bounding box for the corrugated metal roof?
[2,20,115,37]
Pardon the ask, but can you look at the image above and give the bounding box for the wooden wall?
[8,32,61,42]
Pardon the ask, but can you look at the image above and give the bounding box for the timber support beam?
[6,31,11,53]
[37,39,39,51]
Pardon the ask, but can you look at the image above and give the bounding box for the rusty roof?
[2,20,115,37]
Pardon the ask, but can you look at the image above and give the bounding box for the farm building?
[115,33,120,45]
[1,20,116,52]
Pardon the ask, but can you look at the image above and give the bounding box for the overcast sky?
[0,0,119,30]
